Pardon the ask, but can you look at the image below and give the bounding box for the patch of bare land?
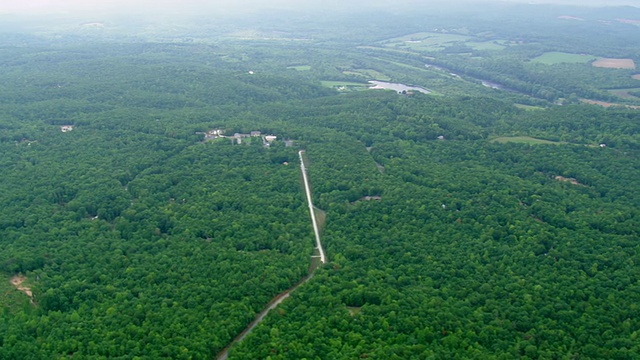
[633,74,640,80]
[555,176,584,186]
[592,58,636,69]
[581,99,640,109]
[10,274,35,305]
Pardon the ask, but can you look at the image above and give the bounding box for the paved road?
[299,150,326,264]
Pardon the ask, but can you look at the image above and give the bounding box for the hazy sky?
[0,0,637,16]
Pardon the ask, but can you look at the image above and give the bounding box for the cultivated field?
[382,32,471,51]
[592,58,636,69]
[531,52,596,65]
[343,68,391,81]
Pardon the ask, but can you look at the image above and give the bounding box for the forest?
[0,1,639,359]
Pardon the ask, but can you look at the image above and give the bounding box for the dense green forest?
[1,1,639,359]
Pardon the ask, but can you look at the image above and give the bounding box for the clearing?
[382,32,471,51]
[320,80,369,89]
[490,136,561,145]
[592,58,636,69]
[531,52,596,65]
[287,65,311,71]
[465,41,506,51]
[581,99,640,109]
[555,176,585,186]
[10,274,35,305]
[607,88,640,99]
[515,104,545,110]
[343,69,391,81]
[632,74,640,80]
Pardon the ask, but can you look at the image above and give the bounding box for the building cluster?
[200,129,286,147]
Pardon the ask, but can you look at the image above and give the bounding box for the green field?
[343,68,391,81]
[531,52,596,65]
[490,136,561,145]
[466,41,506,51]
[515,104,545,110]
[287,65,311,71]
[383,32,471,51]
[320,80,369,88]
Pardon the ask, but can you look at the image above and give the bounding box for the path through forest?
[215,150,326,359]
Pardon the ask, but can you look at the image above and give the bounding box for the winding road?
[215,150,326,360]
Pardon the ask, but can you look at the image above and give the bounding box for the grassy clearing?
[490,136,561,145]
[531,52,596,65]
[343,69,391,81]
[347,306,362,316]
[287,65,311,71]
[1,274,30,312]
[320,80,369,88]
[608,88,640,99]
[515,104,545,110]
[382,32,471,51]
[466,41,506,51]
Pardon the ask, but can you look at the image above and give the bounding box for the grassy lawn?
[490,136,561,145]
[531,52,596,65]
[287,65,311,71]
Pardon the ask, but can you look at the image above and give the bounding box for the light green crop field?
[343,69,391,81]
[531,52,596,65]
[382,32,471,51]
[320,80,369,88]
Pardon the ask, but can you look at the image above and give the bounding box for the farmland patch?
[531,52,596,65]
[592,58,636,69]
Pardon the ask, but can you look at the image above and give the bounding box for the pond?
[368,81,431,94]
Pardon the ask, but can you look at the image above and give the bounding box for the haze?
[1,0,638,17]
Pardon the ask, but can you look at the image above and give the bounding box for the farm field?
[320,80,369,88]
[382,32,471,51]
[531,52,596,65]
[343,69,391,81]
[592,58,636,69]
[608,88,640,99]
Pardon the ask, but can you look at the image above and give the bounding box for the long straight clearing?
[531,52,596,65]
[490,136,561,145]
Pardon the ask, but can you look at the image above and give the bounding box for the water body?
[369,81,431,94]
[424,62,518,93]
